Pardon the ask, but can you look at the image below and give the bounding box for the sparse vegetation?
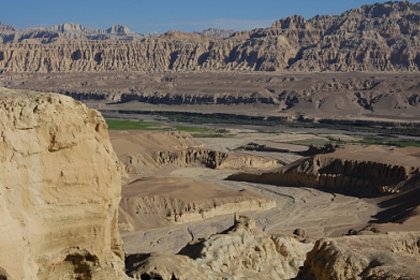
[104,110,420,137]
[326,136,420,148]
[106,118,231,137]
[105,118,165,130]
[357,136,420,148]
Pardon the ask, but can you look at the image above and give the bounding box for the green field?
[357,136,420,148]
[326,136,420,148]
[105,118,420,146]
[105,119,165,130]
[105,118,230,137]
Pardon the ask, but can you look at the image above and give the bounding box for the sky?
[2,0,393,33]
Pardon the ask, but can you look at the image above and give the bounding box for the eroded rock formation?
[297,231,420,280]
[110,131,281,179]
[0,1,419,72]
[0,87,126,279]
[3,71,419,123]
[154,148,280,170]
[129,216,313,280]
[228,145,420,197]
[119,177,275,231]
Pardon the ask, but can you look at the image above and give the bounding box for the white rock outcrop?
[132,216,312,280]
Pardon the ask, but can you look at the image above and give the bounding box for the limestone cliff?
[0,87,127,279]
[0,1,419,72]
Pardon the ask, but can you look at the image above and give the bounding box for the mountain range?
[0,1,419,72]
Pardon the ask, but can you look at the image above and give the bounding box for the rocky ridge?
[3,71,419,123]
[228,145,420,197]
[154,148,281,171]
[129,216,313,280]
[0,1,419,72]
[0,22,143,43]
[130,215,420,280]
[110,131,281,179]
[298,231,420,280]
[119,178,275,231]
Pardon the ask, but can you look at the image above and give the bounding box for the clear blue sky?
[2,0,394,33]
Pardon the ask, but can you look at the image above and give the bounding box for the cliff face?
[297,232,420,280]
[119,177,275,232]
[4,72,419,122]
[0,88,126,279]
[154,149,280,171]
[110,131,281,180]
[228,145,420,197]
[0,1,419,72]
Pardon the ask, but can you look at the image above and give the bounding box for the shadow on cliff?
[125,253,151,277]
[370,186,420,224]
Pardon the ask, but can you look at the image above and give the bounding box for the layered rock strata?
[228,145,420,197]
[110,131,281,179]
[3,71,419,123]
[0,1,419,72]
[119,177,275,231]
[154,149,280,170]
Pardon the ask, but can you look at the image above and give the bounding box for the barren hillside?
[0,1,419,72]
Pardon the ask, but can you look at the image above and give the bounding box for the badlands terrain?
[1,1,420,126]
[0,2,419,72]
[0,87,419,280]
[0,1,420,124]
[0,1,419,279]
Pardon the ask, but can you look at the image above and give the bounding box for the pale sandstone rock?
[110,130,281,180]
[129,254,223,280]
[297,231,420,280]
[119,177,276,231]
[132,216,313,280]
[0,87,127,279]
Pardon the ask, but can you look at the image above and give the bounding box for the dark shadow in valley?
[125,253,151,276]
[369,187,420,224]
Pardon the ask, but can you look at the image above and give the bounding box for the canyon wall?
[0,1,419,73]
[228,146,420,197]
[0,87,126,279]
[110,131,281,179]
[4,71,419,122]
[119,177,276,232]
[154,149,280,171]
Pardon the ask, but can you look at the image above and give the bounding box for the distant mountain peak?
[106,24,132,35]
[199,28,235,38]
[0,21,16,32]
[0,1,419,72]
[46,22,90,33]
